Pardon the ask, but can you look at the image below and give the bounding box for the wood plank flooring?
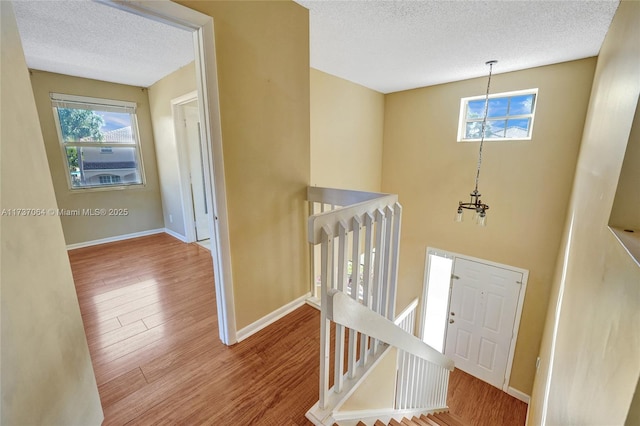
[70,233,319,425]
[69,233,526,425]
[447,369,528,426]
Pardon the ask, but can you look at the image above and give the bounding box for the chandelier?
[455,60,497,227]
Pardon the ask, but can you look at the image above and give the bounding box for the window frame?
[457,88,538,142]
[50,92,146,192]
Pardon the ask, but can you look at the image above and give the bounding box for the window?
[51,93,145,190]
[98,175,122,184]
[458,89,538,142]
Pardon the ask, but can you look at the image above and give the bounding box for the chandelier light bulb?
[477,210,487,227]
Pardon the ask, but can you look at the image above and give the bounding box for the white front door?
[183,103,210,242]
[444,257,523,389]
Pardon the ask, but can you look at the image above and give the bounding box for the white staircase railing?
[307,186,401,305]
[394,300,450,412]
[305,187,453,426]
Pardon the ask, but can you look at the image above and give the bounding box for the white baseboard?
[305,296,321,310]
[236,293,310,342]
[507,386,530,404]
[332,408,397,424]
[66,228,165,250]
[163,227,188,242]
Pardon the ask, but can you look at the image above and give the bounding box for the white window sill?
[457,138,532,143]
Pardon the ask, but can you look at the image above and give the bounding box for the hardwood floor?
[70,233,318,425]
[69,233,526,425]
[447,369,528,426]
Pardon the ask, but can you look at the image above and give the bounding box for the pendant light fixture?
[455,60,497,227]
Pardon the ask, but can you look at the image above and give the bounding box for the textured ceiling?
[296,0,620,93]
[12,1,619,93]
[13,0,194,88]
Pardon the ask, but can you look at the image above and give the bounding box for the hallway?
[70,233,526,425]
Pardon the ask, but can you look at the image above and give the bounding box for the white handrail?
[328,289,454,371]
[308,186,390,207]
[395,298,419,333]
[308,194,399,244]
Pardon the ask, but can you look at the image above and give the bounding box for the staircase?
[306,187,456,426]
[367,411,467,426]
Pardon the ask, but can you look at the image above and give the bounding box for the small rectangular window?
[457,89,538,142]
[98,175,122,184]
[50,93,145,190]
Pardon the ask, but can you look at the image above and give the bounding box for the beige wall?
[177,0,310,330]
[627,378,640,426]
[382,58,597,394]
[29,71,164,245]
[610,99,640,230]
[148,62,198,238]
[339,347,397,412]
[311,68,384,192]
[530,1,640,424]
[1,2,103,424]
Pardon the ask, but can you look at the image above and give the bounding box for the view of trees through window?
[52,96,143,190]
[58,109,105,174]
[58,108,106,141]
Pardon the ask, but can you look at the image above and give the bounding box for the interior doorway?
[173,93,210,243]
[105,1,236,345]
[420,248,528,393]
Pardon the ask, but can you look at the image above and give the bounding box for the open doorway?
[419,248,528,396]
[15,0,236,343]
[88,1,236,344]
[172,92,211,247]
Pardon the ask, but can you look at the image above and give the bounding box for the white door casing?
[183,103,210,241]
[445,257,523,389]
[105,0,237,345]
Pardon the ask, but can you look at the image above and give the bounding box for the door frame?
[419,247,529,396]
[103,0,237,345]
[172,91,201,244]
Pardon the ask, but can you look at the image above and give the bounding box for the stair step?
[432,413,454,426]
[422,411,468,426]
[419,414,441,426]
[437,412,466,426]
[411,416,431,426]
[445,412,467,426]
[359,411,469,426]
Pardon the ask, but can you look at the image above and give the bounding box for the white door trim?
[171,90,198,243]
[171,91,199,244]
[420,247,528,393]
[101,0,237,345]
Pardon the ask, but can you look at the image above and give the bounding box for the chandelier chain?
[456,60,496,225]
[474,61,494,194]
